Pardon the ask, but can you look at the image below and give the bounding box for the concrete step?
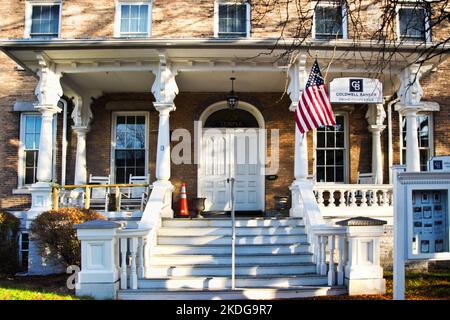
[118,286,347,300]
[146,263,317,277]
[151,243,311,255]
[150,253,313,265]
[138,274,328,289]
[162,218,303,228]
[157,234,308,245]
[157,226,306,237]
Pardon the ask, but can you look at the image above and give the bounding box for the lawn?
[0,270,449,300]
[0,274,85,300]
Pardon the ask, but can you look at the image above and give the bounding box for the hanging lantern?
[227,77,238,110]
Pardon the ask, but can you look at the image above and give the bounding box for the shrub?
[0,211,20,275]
[30,208,106,267]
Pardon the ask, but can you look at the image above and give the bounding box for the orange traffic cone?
[179,183,189,217]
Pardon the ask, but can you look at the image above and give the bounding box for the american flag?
[294,60,335,134]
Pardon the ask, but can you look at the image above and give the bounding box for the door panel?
[199,128,264,212]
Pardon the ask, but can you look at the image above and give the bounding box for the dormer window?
[116,2,152,38]
[215,1,250,38]
[25,2,61,39]
[313,1,347,40]
[398,6,429,41]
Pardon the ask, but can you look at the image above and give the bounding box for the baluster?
[338,190,345,207]
[317,190,325,207]
[129,237,138,290]
[120,238,128,289]
[137,237,144,279]
[382,190,388,207]
[349,190,357,207]
[329,190,336,207]
[84,186,91,209]
[337,235,344,286]
[360,189,368,207]
[320,236,327,275]
[327,235,336,285]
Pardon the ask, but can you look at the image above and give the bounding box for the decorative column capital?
[35,104,61,117]
[367,124,386,134]
[71,93,98,130]
[365,104,386,127]
[72,126,89,135]
[154,102,176,115]
[34,55,63,108]
[397,64,423,107]
[287,53,307,110]
[151,53,179,105]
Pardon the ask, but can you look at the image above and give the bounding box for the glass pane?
[326,132,335,148]
[420,149,430,171]
[116,126,126,149]
[317,131,325,148]
[317,167,325,182]
[115,150,126,167]
[326,150,335,166]
[25,151,35,167]
[399,8,425,40]
[336,132,344,148]
[317,150,325,165]
[32,6,41,20]
[135,167,145,176]
[315,5,343,39]
[41,6,50,20]
[25,134,35,149]
[130,18,139,33]
[25,168,35,185]
[336,166,344,182]
[35,117,41,133]
[116,168,125,184]
[126,168,135,181]
[130,5,139,19]
[135,150,145,167]
[25,116,35,133]
[122,5,130,19]
[335,150,344,165]
[335,116,344,131]
[126,150,135,167]
[326,167,335,182]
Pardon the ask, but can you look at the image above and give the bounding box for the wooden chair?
[118,175,150,212]
[87,174,111,212]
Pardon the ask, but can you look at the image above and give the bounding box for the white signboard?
[329,77,383,104]
[429,156,450,172]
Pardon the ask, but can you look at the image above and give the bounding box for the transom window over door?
[113,114,148,183]
[29,4,60,39]
[216,2,249,38]
[118,3,151,38]
[316,114,347,183]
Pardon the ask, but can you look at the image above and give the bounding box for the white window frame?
[17,112,57,190]
[110,112,150,183]
[312,0,348,40]
[114,0,152,38]
[313,112,349,184]
[399,112,434,171]
[214,0,251,38]
[18,232,29,271]
[24,0,62,38]
[395,1,431,42]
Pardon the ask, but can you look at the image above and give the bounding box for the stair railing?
[229,177,236,290]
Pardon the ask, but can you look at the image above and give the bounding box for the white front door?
[199,128,264,212]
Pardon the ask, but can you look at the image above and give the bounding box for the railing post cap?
[336,216,387,227]
[74,219,122,230]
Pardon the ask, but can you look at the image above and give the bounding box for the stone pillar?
[336,217,387,295]
[73,127,89,185]
[396,64,424,173]
[74,220,121,300]
[29,57,63,216]
[366,104,386,184]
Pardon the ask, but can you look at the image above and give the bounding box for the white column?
[366,104,386,184]
[396,64,424,173]
[154,103,175,183]
[404,109,421,172]
[36,107,59,183]
[294,126,308,181]
[29,56,62,215]
[73,127,89,185]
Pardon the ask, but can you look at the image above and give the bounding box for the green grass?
[0,274,91,300]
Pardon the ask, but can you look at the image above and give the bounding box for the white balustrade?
[313,184,393,209]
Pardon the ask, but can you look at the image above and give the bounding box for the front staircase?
[118,217,347,300]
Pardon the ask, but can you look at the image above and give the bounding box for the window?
[19,113,56,188]
[314,1,346,40]
[112,113,149,183]
[19,232,29,271]
[117,3,151,38]
[401,113,433,171]
[27,4,61,39]
[215,1,250,38]
[398,6,428,41]
[315,114,347,183]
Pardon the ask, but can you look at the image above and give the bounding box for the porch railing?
[51,183,151,211]
[313,184,393,208]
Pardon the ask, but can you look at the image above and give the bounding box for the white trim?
[110,111,150,183]
[399,111,434,170]
[314,112,349,183]
[24,1,62,39]
[395,2,431,43]
[312,0,348,40]
[18,112,57,188]
[114,1,152,38]
[214,1,251,38]
[197,101,265,211]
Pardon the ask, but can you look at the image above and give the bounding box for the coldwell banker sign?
[329,77,383,103]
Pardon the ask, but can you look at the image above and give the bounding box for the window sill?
[12,188,32,195]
